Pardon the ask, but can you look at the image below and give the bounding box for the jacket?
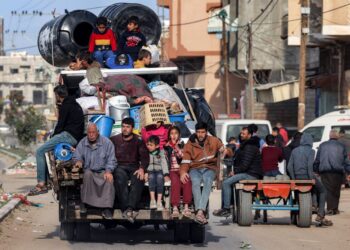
[234,136,263,178]
[88,28,117,52]
[53,96,84,142]
[180,135,226,175]
[314,138,350,174]
[287,133,315,179]
[118,29,146,61]
[147,149,169,176]
[164,141,184,171]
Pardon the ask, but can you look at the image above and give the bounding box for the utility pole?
[298,0,309,130]
[247,22,254,119]
[220,9,230,114]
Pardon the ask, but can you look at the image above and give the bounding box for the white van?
[215,119,272,144]
[301,109,350,151]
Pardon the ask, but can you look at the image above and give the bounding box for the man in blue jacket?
[314,130,350,215]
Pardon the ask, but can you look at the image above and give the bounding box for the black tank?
[99,3,161,45]
[37,10,97,67]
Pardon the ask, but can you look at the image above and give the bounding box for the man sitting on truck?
[111,117,150,223]
[29,85,84,196]
[180,122,232,225]
[73,123,116,219]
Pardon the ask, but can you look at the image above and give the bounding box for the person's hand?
[70,147,76,152]
[180,172,190,184]
[228,171,234,177]
[144,173,149,182]
[164,176,171,183]
[104,172,113,183]
[75,161,83,169]
[134,168,145,180]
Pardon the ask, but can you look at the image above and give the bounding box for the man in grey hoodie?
[287,133,333,226]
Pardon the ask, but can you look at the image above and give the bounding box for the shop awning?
[254,81,299,103]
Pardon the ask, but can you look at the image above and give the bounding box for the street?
[0,173,350,250]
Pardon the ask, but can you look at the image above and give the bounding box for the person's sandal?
[182,208,193,219]
[316,215,333,226]
[28,184,48,196]
[194,212,208,225]
[171,208,180,218]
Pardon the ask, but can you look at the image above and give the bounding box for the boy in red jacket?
[88,16,117,66]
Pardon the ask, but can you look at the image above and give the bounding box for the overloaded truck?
[40,3,216,243]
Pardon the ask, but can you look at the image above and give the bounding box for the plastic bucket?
[169,112,187,123]
[108,96,130,121]
[90,115,115,138]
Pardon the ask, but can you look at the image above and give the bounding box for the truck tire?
[237,190,253,226]
[174,223,190,243]
[190,223,205,243]
[59,222,75,241]
[75,222,91,241]
[297,192,312,228]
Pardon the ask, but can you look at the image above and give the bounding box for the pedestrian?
[29,85,84,196]
[88,16,117,66]
[262,134,284,179]
[110,117,150,223]
[248,123,266,150]
[338,129,350,188]
[314,129,350,215]
[272,127,285,148]
[164,126,192,218]
[288,133,333,226]
[73,123,116,219]
[118,16,147,61]
[223,137,237,176]
[144,135,170,211]
[276,122,289,145]
[180,122,232,224]
[283,132,303,165]
[213,126,262,218]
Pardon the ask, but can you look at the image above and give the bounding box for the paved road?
[1,174,350,250]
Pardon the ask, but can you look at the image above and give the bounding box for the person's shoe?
[315,215,333,226]
[126,209,134,223]
[102,209,113,220]
[326,209,340,216]
[80,202,87,214]
[212,208,231,217]
[149,200,157,210]
[157,202,164,211]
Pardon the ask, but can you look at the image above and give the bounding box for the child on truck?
[164,126,193,218]
[118,16,147,61]
[88,16,117,67]
[134,49,152,68]
[145,135,170,211]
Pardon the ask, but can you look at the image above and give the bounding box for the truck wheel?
[237,190,253,226]
[297,192,312,228]
[75,222,91,241]
[59,222,75,241]
[174,223,190,243]
[190,223,205,243]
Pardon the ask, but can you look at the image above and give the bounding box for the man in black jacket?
[29,85,84,196]
[214,127,263,217]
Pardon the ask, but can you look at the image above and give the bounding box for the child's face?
[147,142,159,152]
[170,129,180,142]
[229,139,236,144]
[143,55,152,65]
[127,22,138,31]
[97,24,107,33]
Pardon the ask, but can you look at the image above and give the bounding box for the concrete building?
[0,52,57,106]
[157,0,245,115]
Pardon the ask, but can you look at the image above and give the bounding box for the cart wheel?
[237,190,253,226]
[59,222,75,241]
[297,192,312,228]
[75,222,91,241]
[190,223,206,243]
[174,223,190,242]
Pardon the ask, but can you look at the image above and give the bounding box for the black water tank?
[99,3,161,45]
[37,10,97,67]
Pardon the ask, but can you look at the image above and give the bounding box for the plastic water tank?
[37,10,97,67]
[99,3,161,45]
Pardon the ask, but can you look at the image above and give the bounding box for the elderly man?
[73,123,116,219]
[314,129,350,215]
[180,122,232,225]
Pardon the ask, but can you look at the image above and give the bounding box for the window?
[226,124,270,143]
[0,65,3,71]
[20,65,31,69]
[303,126,325,142]
[33,90,46,105]
[10,68,19,74]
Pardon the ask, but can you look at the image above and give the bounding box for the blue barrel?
[54,143,73,161]
[90,115,115,138]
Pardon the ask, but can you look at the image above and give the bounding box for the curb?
[0,198,22,222]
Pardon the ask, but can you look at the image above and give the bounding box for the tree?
[5,92,46,146]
